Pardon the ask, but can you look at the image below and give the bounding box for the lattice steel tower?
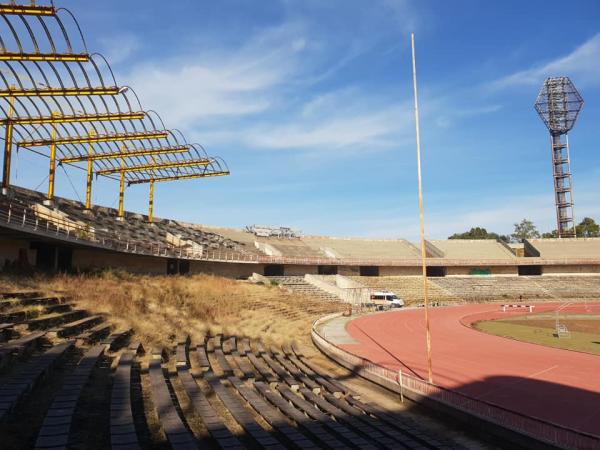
[534,77,584,238]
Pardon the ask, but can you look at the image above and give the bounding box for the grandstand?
[2,185,600,279]
[303,236,421,260]
[525,237,600,259]
[427,239,516,260]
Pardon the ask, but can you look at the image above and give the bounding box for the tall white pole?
[411,33,433,384]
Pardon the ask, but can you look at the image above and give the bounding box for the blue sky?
[11,0,600,240]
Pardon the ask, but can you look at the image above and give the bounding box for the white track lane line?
[475,365,560,400]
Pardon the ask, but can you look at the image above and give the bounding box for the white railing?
[0,201,259,263]
[311,313,600,450]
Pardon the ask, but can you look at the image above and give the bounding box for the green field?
[473,313,600,355]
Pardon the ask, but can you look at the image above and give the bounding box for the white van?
[370,291,404,309]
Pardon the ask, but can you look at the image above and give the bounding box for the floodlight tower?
[534,77,584,238]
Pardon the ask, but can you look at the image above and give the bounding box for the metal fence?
[311,313,600,450]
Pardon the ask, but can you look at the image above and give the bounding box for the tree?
[541,218,598,238]
[448,227,509,242]
[576,217,600,238]
[511,219,540,242]
[542,229,558,238]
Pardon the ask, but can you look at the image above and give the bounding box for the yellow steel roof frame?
[128,171,230,185]
[17,130,169,147]
[96,158,212,176]
[0,52,89,62]
[0,5,55,15]
[0,87,120,97]
[1,111,145,126]
[60,146,190,164]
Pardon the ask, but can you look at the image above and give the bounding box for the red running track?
[342,303,600,437]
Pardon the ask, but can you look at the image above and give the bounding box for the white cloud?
[381,0,419,33]
[98,34,141,65]
[197,86,415,154]
[492,33,600,89]
[246,104,411,152]
[119,22,308,127]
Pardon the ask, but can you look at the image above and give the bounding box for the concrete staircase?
[267,276,341,302]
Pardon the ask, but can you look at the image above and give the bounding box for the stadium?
[0,2,599,450]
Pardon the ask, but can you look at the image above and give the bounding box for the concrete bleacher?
[350,274,600,303]
[303,237,421,260]
[527,275,600,299]
[264,240,327,259]
[4,186,245,258]
[526,238,600,259]
[427,239,516,260]
[350,276,462,305]
[194,225,266,256]
[433,276,551,302]
[164,333,455,449]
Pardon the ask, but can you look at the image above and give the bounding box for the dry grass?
[0,271,343,350]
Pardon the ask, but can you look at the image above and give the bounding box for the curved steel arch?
[1,1,230,219]
[0,5,87,55]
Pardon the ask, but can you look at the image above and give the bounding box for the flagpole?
[411,32,433,383]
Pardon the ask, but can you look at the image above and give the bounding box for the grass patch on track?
[474,313,600,355]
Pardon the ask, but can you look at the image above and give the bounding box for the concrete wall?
[446,265,518,276]
[379,266,422,276]
[72,248,166,274]
[338,266,360,276]
[190,261,262,278]
[284,264,319,276]
[0,239,35,266]
[542,264,600,274]
[73,249,263,278]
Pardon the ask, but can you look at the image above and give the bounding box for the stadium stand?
[6,284,598,448]
[262,240,327,259]
[0,186,246,260]
[350,274,600,303]
[526,275,600,299]
[432,276,551,302]
[526,237,600,259]
[427,239,516,260]
[193,225,265,256]
[2,185,600,280]
[350,276,462,304]
[303,237,421,260]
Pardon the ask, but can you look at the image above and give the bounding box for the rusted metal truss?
[0,1,230,210]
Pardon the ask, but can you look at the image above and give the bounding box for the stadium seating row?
[350,275,600,304]
[0,289,460,449]
[3,186,600,267]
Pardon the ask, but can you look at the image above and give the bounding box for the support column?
[85,130,94,210]
[2,93,15,193]
[46,112,58,203]
[148,179,154,223]
[2,120,13,192]
[118,160,125,220]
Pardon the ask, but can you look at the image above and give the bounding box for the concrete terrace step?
[27,310,88,330]
[48,316,104,338]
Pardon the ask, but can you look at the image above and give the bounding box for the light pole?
[411,33,433,384]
